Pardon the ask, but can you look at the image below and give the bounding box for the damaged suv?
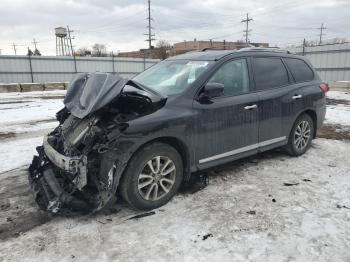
[29,48,327,214]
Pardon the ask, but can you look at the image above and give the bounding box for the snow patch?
[325,104,350,126]
[0,136,43,173]
[327,91,350,102]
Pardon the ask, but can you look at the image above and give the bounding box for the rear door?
[283,57,323,129]
[252,56,304,149]
[192,58,259,167]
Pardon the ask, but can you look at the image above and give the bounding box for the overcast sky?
[0,0,349,55]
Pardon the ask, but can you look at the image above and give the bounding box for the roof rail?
[201,45,238,51]
[239,47,295,54]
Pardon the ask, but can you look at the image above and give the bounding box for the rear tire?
[120,142,183,210]
[285,114,314,156]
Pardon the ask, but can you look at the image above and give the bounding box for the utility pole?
[12,43,17,55]
[67,25,77,72]
[32,38,39,50]
[67,25,74,56]
[241,13,253,46]
[302,38,306,56]
[27,47,34,83]
[318,23,327,45]
[144,0,155,49]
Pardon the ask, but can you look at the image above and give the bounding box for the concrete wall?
[0,55,160,84]
[289,43,350,84]
[0,82,68,92]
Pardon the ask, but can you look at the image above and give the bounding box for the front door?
[192,58,259,168]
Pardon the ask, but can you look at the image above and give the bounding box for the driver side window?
[208,59,250,97]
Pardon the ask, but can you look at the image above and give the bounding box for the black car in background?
[29,48,328,214]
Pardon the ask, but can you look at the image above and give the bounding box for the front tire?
[120,143,183,210]
[286,114,314,156]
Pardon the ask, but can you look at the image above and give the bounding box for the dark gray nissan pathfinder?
[29,47,328,214]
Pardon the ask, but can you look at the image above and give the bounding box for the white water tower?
[55,27,71,56]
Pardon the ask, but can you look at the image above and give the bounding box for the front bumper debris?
[43,135,87,190]
[29,137,95,214]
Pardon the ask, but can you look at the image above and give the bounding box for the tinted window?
[208,59,250,96]
[285,58,314,82]
[253,57,289,90]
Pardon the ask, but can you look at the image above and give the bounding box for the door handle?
[244,104,258,110]
[292,94,303,100]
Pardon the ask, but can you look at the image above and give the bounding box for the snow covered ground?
[325,91,350,127]
[0,91,349,262]
[326,90,350,101]
[0,91,64,134]
[0,91,65,173]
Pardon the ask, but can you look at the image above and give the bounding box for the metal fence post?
[73,54,77,73]
[112,52,115,73]
[27,51,34,83]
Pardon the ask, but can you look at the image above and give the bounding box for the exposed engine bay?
[29,73,166,214]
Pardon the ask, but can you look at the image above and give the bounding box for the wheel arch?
[294,109,317,138]
[122,136,192,182]
[303,109,317,138]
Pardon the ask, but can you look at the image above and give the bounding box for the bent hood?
[64,73,129,119]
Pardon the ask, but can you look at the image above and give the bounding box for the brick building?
[118,48,168,59]
[118,40,269,59]
[171,39,269,56]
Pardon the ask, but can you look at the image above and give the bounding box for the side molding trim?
[198,136,286,164]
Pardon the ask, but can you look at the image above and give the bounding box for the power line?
[145,0,155,49]
[241,13,253,45]
[76,11,145,34]
[318,23,327,44]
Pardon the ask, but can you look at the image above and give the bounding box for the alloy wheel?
[137,156,176,201]
[294,120,311,150]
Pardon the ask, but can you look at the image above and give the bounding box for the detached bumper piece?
[29,137,95,215]
[42,135,88,190]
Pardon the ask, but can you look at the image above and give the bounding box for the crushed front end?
[29,110,122,214]
[28,73,166,214]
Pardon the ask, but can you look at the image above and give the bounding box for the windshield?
[133,60,213,96]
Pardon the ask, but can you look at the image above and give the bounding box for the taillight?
[319,83,329,93]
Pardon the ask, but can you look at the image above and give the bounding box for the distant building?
[118,40,269,59]
[118,48,167,59]
[171,39,269,56]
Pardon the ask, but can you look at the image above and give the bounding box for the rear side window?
[253,57,289,90]
[284,58,314,82]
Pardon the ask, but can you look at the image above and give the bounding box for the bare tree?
[75,47,92,56]
[155,40,171,60]
[92,43,107,57]
[27,48,33,56]
[33,49,41,56]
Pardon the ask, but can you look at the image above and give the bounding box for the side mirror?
[199,82,224,103]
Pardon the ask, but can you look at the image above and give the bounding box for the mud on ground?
[318,124,350,141]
